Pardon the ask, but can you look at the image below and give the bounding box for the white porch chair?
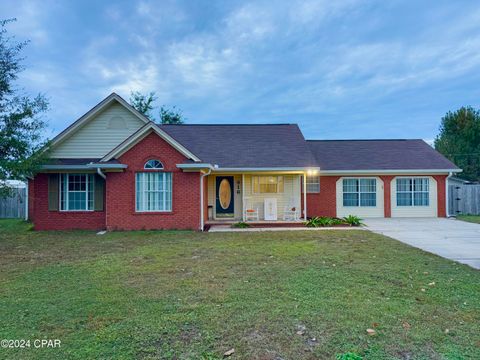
[244,198,259,221]
[283,198,300,221]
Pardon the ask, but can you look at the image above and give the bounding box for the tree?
[434,106,480,181]
[129,91,184,124]
[159,105,184,124]
[129,91,157,119]
[0,19,49,197]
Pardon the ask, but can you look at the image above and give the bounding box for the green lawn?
[0,220,479,360]
[457,215,480,224]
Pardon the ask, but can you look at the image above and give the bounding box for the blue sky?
[2,0,480,141]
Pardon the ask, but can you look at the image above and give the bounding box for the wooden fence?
[449,184,480,215]
[0,188,26,219]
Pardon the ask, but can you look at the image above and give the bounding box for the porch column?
[303,173,307,221]
[242,174,245,221]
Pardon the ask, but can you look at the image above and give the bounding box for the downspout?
[95,167,107,230]
[200,168,212,231]
[303,172,307,221]
[446,171,453,217]
[96,167,106,179]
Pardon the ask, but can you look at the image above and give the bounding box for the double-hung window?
[396,178,429,206]
[342,178,376,207]
[306,175,320,193]
[60,174,94,211]
[136,160,172,212]
[252,176,284,193]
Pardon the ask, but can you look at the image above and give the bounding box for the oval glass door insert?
[219,179,232,210]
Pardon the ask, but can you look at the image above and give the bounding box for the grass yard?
[457,215,480,224]
[0,220,479,360]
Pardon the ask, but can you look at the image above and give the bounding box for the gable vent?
[107,116,127,129]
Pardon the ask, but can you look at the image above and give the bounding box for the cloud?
[134,0,188,32]
[104,4,122,21]
[5,0,55,45]
[3,0,480,140]
[290,0,363,25]
[223,3,276,41]
[81,35,162,99]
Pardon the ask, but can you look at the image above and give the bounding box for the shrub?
[305,217,322,227]
[316,216,335,227]
[342,215,365,226]
[305,216,342,227]
[304,217,315,227]
[232,222,250,228]
[330,217,344,225]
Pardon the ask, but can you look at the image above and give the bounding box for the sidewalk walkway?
[207,225,365,232]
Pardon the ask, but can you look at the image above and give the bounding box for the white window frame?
[396,177,430,207]
[135,172,173,212]
[144,159,164,170]
[252,176,284,194]
[306,175,320,193]
[342,177,377,207]
[59,173,94,211]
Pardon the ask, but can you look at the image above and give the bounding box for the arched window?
[137,161,172,212]
[144,159,164,170]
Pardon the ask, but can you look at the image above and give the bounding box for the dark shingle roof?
[307,139,459,171]
[159,124,318,168]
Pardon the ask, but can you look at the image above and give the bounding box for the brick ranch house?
[28,93,461,231]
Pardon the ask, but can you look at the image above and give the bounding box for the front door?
[216,176,234,218]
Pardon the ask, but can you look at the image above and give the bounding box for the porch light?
[307,169,318,176]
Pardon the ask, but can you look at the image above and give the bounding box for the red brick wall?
[105,132,201,231]
[29,173,106,231]
[306,174,448,218]
[379,175,394,217]
[305,176,339,218]
[433,175,447,217]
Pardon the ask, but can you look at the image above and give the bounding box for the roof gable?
[101,122,201,162]
[49,93,149,158]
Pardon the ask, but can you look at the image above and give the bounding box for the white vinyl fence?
[0,188,26,218]
[449,184,480,215]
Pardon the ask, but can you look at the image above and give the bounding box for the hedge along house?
[28,93,461,231]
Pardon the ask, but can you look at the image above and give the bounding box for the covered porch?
[204,172,308,224]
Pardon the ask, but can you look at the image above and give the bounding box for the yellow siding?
[244,175,301,220]
[207,175,215,218]
[50,102,145,158]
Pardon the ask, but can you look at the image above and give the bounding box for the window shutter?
[94,174,105,211]
[48,174,59,211]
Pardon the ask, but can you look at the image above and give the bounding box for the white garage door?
[391,176,437,217]
[336,177,384,218]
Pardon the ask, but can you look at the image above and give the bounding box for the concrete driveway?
[364,218,480,269]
